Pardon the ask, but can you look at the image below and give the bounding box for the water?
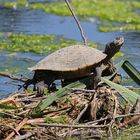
[0,7,139,98]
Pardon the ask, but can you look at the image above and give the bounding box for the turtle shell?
[29,45,107,72]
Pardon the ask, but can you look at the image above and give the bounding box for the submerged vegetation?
[0,33,96,54]
[4,0,140,31]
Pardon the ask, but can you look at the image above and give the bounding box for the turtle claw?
[34,81,47,96]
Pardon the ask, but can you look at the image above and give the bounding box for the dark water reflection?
[0,7,139,98]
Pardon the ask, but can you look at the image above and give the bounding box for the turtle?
[23,36,124,95]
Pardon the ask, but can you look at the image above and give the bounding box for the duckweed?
[99,23,140,32]
[0,34,96,54]
[30,0,140,23]
[4,0,28,8]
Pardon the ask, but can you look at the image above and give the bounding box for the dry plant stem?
[69,88,96,93]
[0,96,15,104]
[86,117,108,125]
[0,112,22,119]
[15,95,39,102]
[119,115,140,128]
[14,132,34,140]
[74,104,89,123]
[65,0,88,45]
[5,118,28,140]
[115,112,140,118]
[27,118,45,124]
[108,93,117,139]
[113,94,117,117]
[90,92,97,120]
[31,122,109,128]
[4,124,20,136]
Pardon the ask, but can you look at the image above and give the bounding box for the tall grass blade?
[122,60,140,85]
[101,77,139,105]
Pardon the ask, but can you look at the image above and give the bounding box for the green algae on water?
[0,34,96,54]
[4,0,28,8]
[4,0,140,32]
[0,33,123,57]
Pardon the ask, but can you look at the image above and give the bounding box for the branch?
[65,0,88,45]
[31,122,109,128]
[14,132,35,140]
[74,104,89,123]
[0,72,27,82]
[5,118,28,140]
[119,115,140,128]
[115,112,140,119]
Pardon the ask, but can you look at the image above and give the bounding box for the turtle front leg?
[94,67,102,89]
[86,67,102,89]
[34,81,48,96]
[33,71,56,96]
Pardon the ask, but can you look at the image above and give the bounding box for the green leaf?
[101,77,139,105]
[45,116,67,123]
[122,60,140,85]
[0,103,16,110]
[112,60,140,85]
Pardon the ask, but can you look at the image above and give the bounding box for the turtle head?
[104,36,124,58]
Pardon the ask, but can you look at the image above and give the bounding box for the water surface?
[0,7,139,98]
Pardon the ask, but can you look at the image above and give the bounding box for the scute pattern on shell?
[29,45,107,72]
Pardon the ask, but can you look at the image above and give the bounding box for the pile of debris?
[0,83,139,140]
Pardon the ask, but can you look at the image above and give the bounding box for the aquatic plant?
[0,33,96,54]
[5,0,140,32]
[4,0,140,32]
[4,0,28,8]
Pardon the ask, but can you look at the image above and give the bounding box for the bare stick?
[74,104,89,123]
[115,112,140,119]
[0,72,27,82]
[86,117,108,125]
[65,0,88,45]
[119,115,140,128]
[14,132,34,140]
[31,122,109,128]
[5,118,28,140]
[67,88,96,93]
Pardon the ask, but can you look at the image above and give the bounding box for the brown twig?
[119,115,140,128]
[74,104,89,123]
[5,118,28,140]
[108,93,117,139]
[115,112,140,119]
[4,124,20,136]
[31,122,109,128]
[27,118,45,124]
[65,0,88,45]
[14,132,35,140]
[0,96,15,104]
[0,72,27,82]
[68,88,96,93]
[90,92,97,120]
[86,117,108,125]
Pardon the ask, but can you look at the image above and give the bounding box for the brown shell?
[29,45,107,72]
